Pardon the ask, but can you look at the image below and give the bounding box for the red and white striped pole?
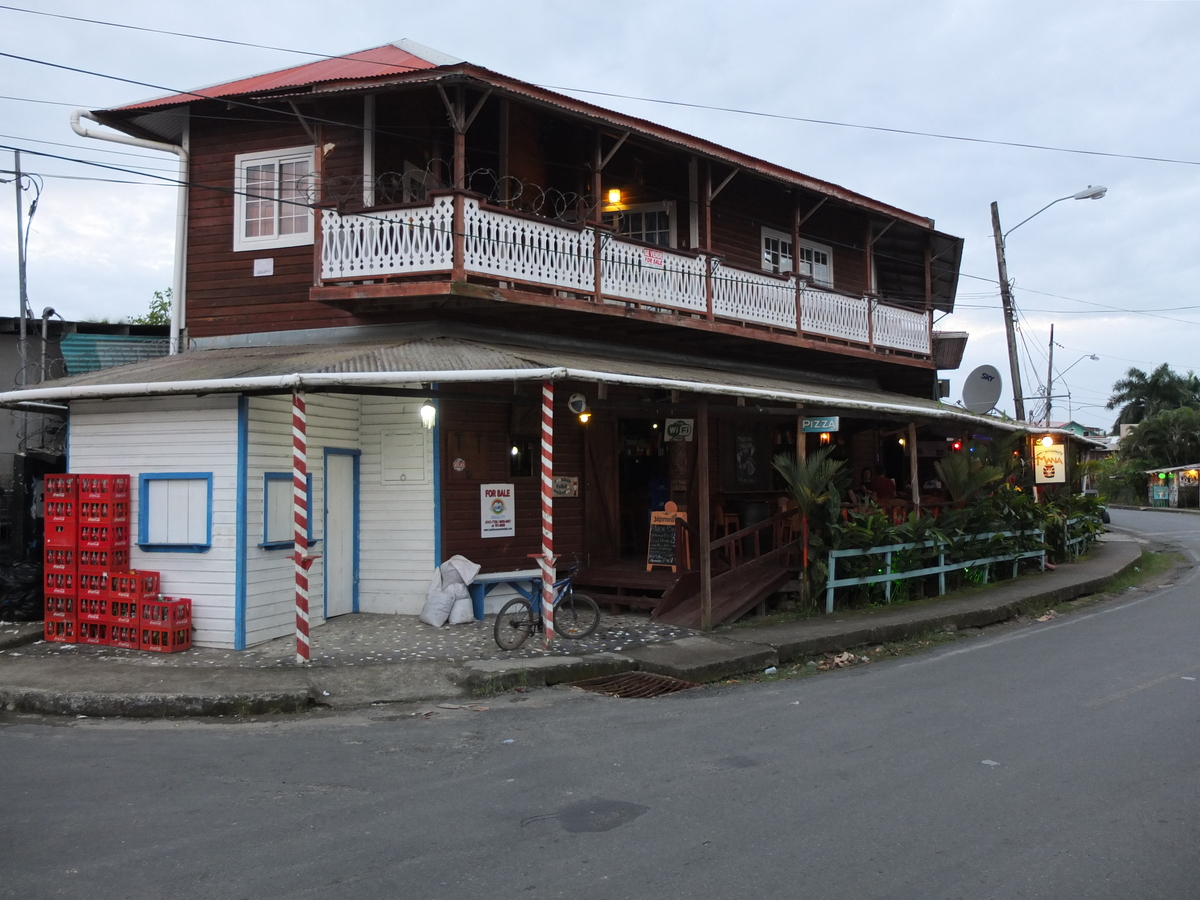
[539,380,556,642]
[292,390,312,664]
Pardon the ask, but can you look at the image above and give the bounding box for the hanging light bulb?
[419,400,436,430]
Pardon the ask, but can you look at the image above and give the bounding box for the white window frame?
[138,473,212,553]
[233,146,316,252]
[761,226,834,287]
[604,201,677,249]
[761,226,794,275]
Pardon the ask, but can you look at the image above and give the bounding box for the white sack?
[420,555,481,627]
[447,595,475,625]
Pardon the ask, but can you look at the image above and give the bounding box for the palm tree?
[934,453,1002,507]
[772,447,848,599]
[1122,406,1200,467]
[1107,364,1200,431]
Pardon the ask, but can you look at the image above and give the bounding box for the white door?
[324,452,357,618]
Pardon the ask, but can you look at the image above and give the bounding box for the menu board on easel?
[647,501,686,572]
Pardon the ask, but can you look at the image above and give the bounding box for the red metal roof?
[115,42,446,111]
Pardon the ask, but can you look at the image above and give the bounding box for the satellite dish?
[567,392,589,415]
[961,365,1003,414]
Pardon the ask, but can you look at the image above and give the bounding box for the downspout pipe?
[71,109,188,355]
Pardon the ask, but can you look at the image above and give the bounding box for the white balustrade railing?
[711,262,796,328]
[462,199,594,291]
[321,197,454,280]
[800,285,871,344]
[319,198,930,357]
[872,303,931,354]
[599,235,707,313]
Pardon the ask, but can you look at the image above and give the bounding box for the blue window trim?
[235,396,248,650]
[323,447,361,616]
[259,471,314,548]
[137,472,213,553]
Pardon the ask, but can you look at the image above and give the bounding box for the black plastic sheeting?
[0,561,43,621]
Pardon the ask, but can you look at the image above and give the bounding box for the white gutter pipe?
[0,365,1029,432]
[71,109,188,355]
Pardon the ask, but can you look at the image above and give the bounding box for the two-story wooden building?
[2,40,1012,649]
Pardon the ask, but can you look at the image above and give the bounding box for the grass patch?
[723,550,1185,687]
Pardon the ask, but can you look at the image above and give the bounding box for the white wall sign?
[480,483,515,538]
[1034,443,1066,484]
[664,418,694,442]
[253,257,274,277]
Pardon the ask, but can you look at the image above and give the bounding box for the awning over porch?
[0,326,1028,433]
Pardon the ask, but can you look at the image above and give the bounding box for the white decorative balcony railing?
[319,197,931,356]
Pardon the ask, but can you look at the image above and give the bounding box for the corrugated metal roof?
[113,41,452,112]
[60,333,170,376]
[16,335,1014,430]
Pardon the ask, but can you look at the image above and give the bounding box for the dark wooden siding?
[185,101,368,338]
[440,385,585,572]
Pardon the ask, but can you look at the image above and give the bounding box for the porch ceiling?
[0,331,1027,433]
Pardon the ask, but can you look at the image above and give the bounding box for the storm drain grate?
[569,672,698,699]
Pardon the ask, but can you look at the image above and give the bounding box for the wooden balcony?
[311,193,933,359]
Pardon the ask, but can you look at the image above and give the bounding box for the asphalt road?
[3,511,1199,900]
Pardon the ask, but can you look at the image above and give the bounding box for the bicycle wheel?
[555,590,601,639]
[494,598,535,650]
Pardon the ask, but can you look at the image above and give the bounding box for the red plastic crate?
[77,548,129,572]
[78,570,109,600]
[108,623,140,650]
[44,474,77,500]
[139,623,190,653]
[78,523,130,550]
[44,571,76,596]
[77,500,129,526]
[77,620,109,646]
[44,498,76,522]
[110,571,160,602]
[76,475,130,502]
[140,597,191,629]
[77,594,110,624]
[108,598,139,626]
[44,595,76,619]
[45,518,75,548]
[44,618,76,643]
[44,546,76,573]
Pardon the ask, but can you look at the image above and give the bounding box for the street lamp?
[989,185,1107,422]
[1045,347,1098,426]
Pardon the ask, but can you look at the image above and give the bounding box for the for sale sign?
[480,483,515,538]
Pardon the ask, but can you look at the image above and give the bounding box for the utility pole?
[990,201,1026,422]
[1044,324,1055,427]
[13,150,29,389]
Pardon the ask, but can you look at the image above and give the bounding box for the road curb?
[0,686,316,718]
[0,623,45,652]
[457,652,637,695]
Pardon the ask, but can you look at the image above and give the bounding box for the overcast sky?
[2,0,1198,427]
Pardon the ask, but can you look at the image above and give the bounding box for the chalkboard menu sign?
[646,501,687,572]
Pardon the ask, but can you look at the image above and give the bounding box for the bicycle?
[493,560,601,650]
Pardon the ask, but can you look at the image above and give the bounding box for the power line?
[2,4,1199,169]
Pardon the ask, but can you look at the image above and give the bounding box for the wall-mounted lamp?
[419,400,437,430]
[1039,435,1055,448]
[819,432,832,445]
[898,437,906,448]
[607,188,621,205]
[578,412,591,424]
[511,445,519,457]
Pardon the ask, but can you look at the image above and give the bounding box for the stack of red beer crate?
[43,474,192,652]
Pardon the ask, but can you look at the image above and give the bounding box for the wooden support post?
[796,407,806,462]
[704,163,714,322]
[593,131,604,303]
[696,397,712,631]
[909,422,919,507]
[793,198,803,336]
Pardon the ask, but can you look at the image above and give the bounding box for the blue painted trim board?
[235,396,248,650]
[432,391,442,567]
[137,472,213,552]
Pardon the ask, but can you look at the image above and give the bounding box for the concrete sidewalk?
[0,536,1144,717]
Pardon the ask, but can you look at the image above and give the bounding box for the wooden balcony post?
[697,396,712,631]
[908,422,919,506]
[704,163,714,321]
[452,89,467,282]
[792,198,802,335]
[593,130,603,303]
[867,298,875,349]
